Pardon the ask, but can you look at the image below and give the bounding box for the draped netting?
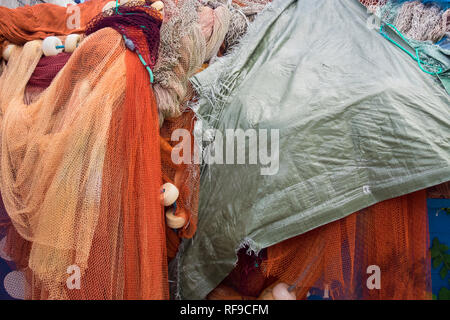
[0,28,125,299]
[0,0,111,45]
[209,190,431,300]
[0,6,168,297]
[153,0,231,122]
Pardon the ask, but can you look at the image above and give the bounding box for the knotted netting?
[360,0,450,43]
[0,0,170,298]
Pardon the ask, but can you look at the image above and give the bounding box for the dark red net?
[85,2,162,69]
[27,52,71,89]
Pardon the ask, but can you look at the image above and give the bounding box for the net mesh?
[24,51,72,105]
[0,0,222,299]
[86,3,163,69]
[0,28,126,299]
[360,0,450,42]
[209,190,431,300]
[161,109,200,251]
[0,0,169,297]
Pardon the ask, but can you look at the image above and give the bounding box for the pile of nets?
[0,2,168,300]
[175,0,449,300]
[2,0,445,302]
[360,0,450,43]
[0,0,111,45]
[0,0,272,300]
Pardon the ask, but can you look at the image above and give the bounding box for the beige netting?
[395,1,450,43]
[0,28,126,299]
[153,0,232,122]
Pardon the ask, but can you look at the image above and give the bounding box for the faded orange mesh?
[0,24,168,299]
[210,190,431,300]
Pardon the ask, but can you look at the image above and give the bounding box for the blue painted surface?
[428,198,450,297]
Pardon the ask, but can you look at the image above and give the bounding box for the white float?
[272,283,296,300]
[42,36,64,56]
[64,34,81,53]
[161,182,179,207]
[165,207,186,229]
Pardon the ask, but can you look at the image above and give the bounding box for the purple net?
[85,3,162,69]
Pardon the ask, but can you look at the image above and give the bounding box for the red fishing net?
[0,1,170,298]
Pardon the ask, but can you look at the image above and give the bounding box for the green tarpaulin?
[176,0,450,299]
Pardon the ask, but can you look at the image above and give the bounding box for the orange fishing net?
[0,21,169,298]
[121,47,168,300]
[211,190,431,300]
[0,0,110,45]
[161,109,200,259]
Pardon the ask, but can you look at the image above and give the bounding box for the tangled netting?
[153,0,228,121]
[86,2,163,68]
[427,181,450,198]
[0,0,216,299]
[360,0,450,42]
[153,0,270,122]
[209,190,431,300]
[394,1,450,42]
[0,1,169,296]
[201,0,272,50]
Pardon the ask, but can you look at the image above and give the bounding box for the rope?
[115,0,155,83]
[380,23,443,76]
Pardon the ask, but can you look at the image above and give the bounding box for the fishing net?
[0,28,125,300]
[161,109,200,259]
[86,3,163,69]
[0,0,169,298]
[0,0,110,46]
[153,0,231,121]
[24,51,72,105]
[360,0,450,43]
[427,181,450,198]
[209,190,431,300]
[205,0,272,49]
